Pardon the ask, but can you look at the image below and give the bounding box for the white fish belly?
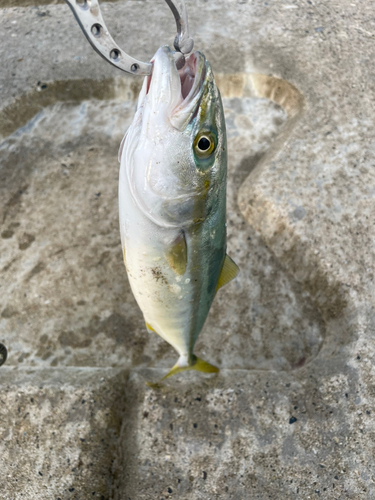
[119,166,194,358]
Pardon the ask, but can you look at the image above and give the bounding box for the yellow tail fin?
[146,356,219,388]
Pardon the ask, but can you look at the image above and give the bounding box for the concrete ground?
[1,0,375,498]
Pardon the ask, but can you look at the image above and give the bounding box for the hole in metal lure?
[64,0,194,75]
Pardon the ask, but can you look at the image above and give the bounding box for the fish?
[118,45,239,383]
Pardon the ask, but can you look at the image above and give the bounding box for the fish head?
[121,45,227,228]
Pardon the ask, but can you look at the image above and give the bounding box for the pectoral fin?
[165,230,187,276]
[216,254,239,291]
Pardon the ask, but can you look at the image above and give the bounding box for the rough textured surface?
[1,0,375,498]
[0,367,126,498]
[115,369,375,499]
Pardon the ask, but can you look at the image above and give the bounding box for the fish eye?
[198,136,211,151]
[194,132,216,158]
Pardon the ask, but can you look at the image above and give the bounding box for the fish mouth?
[177,52,207,105]
[143,46,207,127]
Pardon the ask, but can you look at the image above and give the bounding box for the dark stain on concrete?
[98,251,111,266]
[1,256,19,273]
[56,313,145,358]
[41,351,53,361]
[25,261,45,281]
[58,331,93,349]
[1,230,14,239]
[1,306,18,318]
[155,339,174,362]
[1,185,28,224]
[233,153,264,202]
[18,232,35,250]
[17,352,30,363]
[0,78,141,139]
[273,233,349,322]
[100,313,132,345]
[49,357,59,366]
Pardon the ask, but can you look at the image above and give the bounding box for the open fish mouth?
[176,52,207,104]
[141,46,208,127]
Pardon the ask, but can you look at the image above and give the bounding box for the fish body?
[118,46,238,380]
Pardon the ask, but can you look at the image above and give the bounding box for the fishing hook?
[64,0,194,76]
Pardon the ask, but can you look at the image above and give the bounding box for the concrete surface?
[1,0,375,498]
[0,367,126,499]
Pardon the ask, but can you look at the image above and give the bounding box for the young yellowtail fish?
[118,45,239,383]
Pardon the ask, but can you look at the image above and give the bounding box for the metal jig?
[64,0,194,76]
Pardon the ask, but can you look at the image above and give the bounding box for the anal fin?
[216,254,239,291]
[145,321,156,333]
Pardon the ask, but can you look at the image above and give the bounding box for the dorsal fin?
[216,254,239,291]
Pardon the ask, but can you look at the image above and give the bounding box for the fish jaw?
[142,46,182,119]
